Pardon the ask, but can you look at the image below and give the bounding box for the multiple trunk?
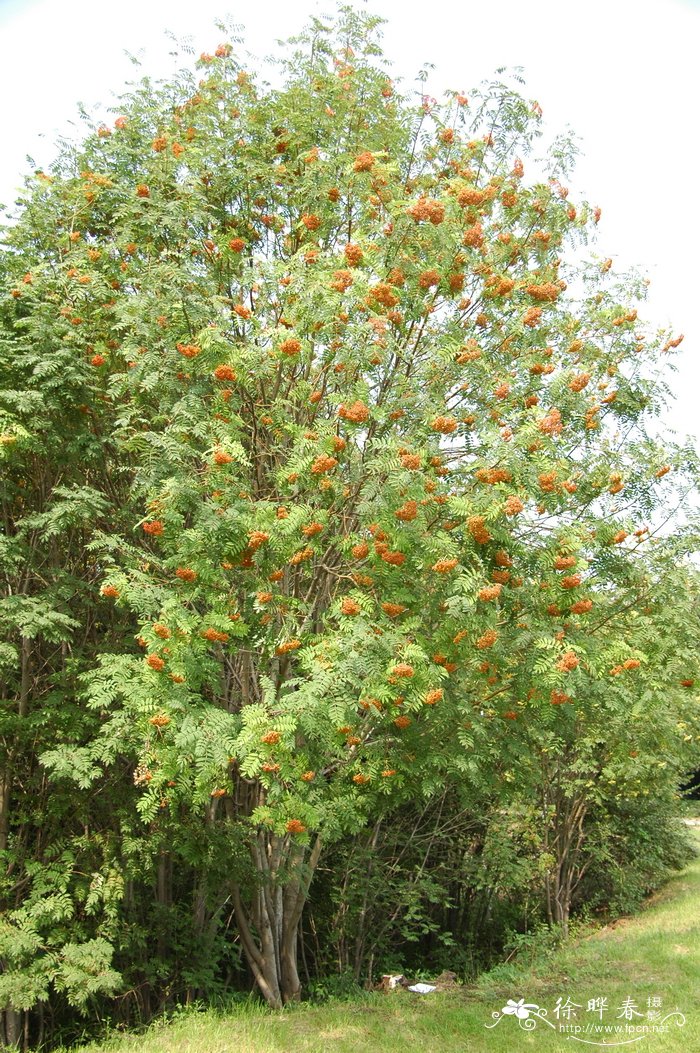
[542,762,590,937]
[232,831,322,1008]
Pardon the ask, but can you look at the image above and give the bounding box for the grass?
[64,833,700,1053]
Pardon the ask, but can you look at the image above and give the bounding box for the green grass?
[65,834,700,1053]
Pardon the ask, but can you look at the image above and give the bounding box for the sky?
[1,0,698,447]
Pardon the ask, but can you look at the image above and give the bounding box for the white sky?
[1,0,698,448]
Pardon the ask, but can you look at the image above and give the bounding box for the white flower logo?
[502,998,532,1020]
[486,997,553,1031]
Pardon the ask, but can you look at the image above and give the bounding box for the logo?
[485,994,686,1046]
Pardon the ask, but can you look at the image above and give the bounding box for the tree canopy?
[1,6,699,1037]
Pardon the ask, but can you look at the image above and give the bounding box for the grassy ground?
[65,833,700,1053]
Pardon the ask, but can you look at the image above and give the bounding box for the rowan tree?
[3,7,699,1014]
[466,542,700,935]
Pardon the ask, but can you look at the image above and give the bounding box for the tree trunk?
[543,781,587,939]
[156,848,172,963]
[352,820,382,981]
[0,768,10,853]
[232,831,322,1007]
[1,1009,21,1049]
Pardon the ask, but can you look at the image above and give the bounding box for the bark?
[232,831,322,1007]
[187,802,220,1002]
[1,1009,21,1049]
[542,773,588,938]
[156,848,172,962]
[18,638,31,721]
[0,769,10,853]
[352,820,382,981]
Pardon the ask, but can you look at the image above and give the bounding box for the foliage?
[47,832,700,1053]
[1,4,699,1042]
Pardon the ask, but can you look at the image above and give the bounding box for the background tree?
[1,5,699,1034]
